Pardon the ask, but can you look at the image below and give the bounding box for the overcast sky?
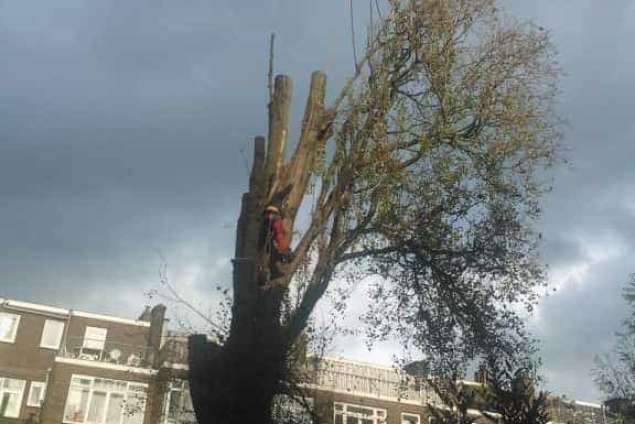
[1,0,634,403]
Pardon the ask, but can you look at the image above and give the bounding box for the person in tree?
[262,205,293,279]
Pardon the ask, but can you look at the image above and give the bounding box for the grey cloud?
[530,256,632,401]
[1,0,635,403]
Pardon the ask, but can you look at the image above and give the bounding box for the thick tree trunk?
[188,322,287,424]
[188,241,289,423]
[188,72,327,424]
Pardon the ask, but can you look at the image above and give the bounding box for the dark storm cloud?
[1,0,634,402]
[508,0,635,401]
[530,256,633,401]
[0,0,362,336]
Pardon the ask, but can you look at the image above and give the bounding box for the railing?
[548,398,607,424]
[303,357,443,405]
[58,337,154,368]
[147,344,445,404]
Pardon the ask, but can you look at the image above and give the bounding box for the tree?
[594,274,635,423]
[427,378,479,424]
[411,341,549,424]
[187,1,561,423]
[594,336,635,402]
[481,351,551,424]
[401,359,476,424]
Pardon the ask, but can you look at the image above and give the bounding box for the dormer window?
[0,312,20,343]
[79,327,108,360]
[40,320,65,350]
[83,327,107,350]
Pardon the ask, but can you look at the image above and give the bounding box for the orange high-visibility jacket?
[270,218,289,252]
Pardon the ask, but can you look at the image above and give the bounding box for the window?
[163,381,195,424]
[402,413,420,424]
[0,312,20,343]
[41,319,65,349]
[0,377,26,418]
[62,375,147,424]
[334,402,386,424]
[83,327,108,350]
[27,382,46,407]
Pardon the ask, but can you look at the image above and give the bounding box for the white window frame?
[0,312,21,343]
[40,319,65,349]
[26,381,47,407]
[402,413,421,424]
[334,402,387,424]
[163,380,196,424]
[82,326,108,350]
[0,377,26,418]
[62,374,148,424]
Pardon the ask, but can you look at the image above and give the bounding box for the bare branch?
[157,262,227,335]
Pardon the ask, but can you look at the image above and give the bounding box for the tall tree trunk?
[188,72,327,424]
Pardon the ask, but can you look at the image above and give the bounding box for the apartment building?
[299,357,608,424]
[298,356,449,424]
[0,298,190,424]
[0,297,607,424]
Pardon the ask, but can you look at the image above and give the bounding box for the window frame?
[333,402,387,424]
[62,374,148,424]
[163,380,196,424]
[402,412,421,424]
[0,312,21,343]
[82,326,108,351]
[0,377,26,418]
[26,381,47,407]
[40,319,65,350]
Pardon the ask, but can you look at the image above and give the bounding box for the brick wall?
[40,361,154,424]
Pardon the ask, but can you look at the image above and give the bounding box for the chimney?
[144,304,167,368]
[138,306,152,322]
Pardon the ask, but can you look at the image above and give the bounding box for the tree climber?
[262,205,293,279]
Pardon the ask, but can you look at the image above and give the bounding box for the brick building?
[0,298,190,424]
[0,297,607,424]
[299,357,608,424]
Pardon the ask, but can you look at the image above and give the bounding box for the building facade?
[0,297,607,424]
[299,357,608,424]
[0,298,189,424]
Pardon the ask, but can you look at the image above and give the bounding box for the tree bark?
[188,72,327,424]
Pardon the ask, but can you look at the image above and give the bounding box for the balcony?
[304,357,443,405]
[548,398,606,424]
[58,337,154,369]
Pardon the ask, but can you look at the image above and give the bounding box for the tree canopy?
[282,0,560,373]
[185,1,562,423]
[594,274,635,423]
